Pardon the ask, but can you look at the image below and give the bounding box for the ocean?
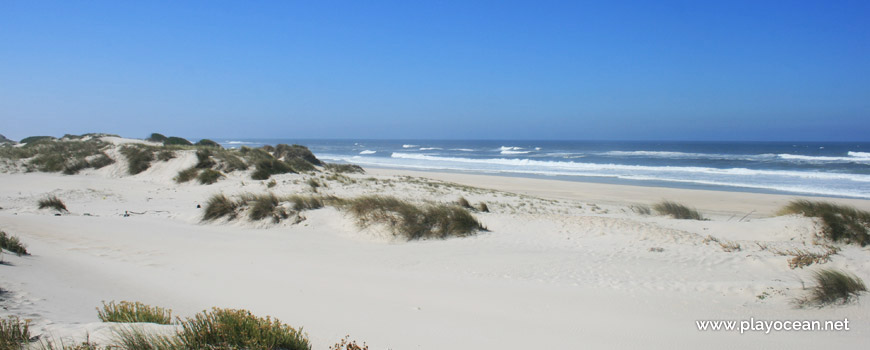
[217,139,870,199]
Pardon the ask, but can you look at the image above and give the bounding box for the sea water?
[219,139,870,199]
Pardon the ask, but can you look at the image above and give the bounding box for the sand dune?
[1,139,869,349]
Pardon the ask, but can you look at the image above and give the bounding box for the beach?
[1,138,869,349]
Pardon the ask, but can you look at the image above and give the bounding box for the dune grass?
[324,163,365,174]
[197,169,224,185]
[174,167,200,183]
[38,196,67,212]
[779,200,870,246]
[0,231,28,256]
[0,138,113,174]
[246,193,287,222]
[0,316,30,350]
[798,269,867,307]
[163,137,192,146]
[477,202,489,213]
[343,196,485,240]
[329,336,369,350]
[119,145,155,175]
[273,144,322,166]
[147,133,168,142]
[252,159,295,180]
[195,139,221,147]
[285,195,325,211]
[456,197,472,209]
[177,308,310,350]
[653,201,704,220]
[97,301,173,324]
[202,194,239,221]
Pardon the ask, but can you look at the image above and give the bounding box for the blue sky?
[1,0,868,141]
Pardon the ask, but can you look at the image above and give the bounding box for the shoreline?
[366,167,870,216]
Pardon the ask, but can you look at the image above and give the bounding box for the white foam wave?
[602,150,777,161]
[501,150,531,155]
[359,150,376,155]
[848,151,870,158]
[500,146,524,151]
[225,141,256,145]
[453,148,475,152]
[777,154,870,163]
[402,144,419,148]
[389,153,870,182]
[420,147,442,151]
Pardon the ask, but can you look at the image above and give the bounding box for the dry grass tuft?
[797,268,867,307]
[38,196,67,212]
[0,231,28,256]
[779,200,870,246]
[202,194,239,221]
[97,301,173,324]
[653,201,704,220]
[343,196,486,240]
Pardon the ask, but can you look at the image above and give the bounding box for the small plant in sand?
[768,246,840,269]
[477,202,489,212]
[324,163,365,174]
[247,193,289,223]
[38,196,67,212]
[306,178,321,192]
[0,316,30,349]
[653,201,704,220]
[779,200,870,246]
[175,167,200,183]
[796,268,867,307]
[97,301,173,324]
[718,240,741,252]
[344,195,486,240]
[632,204,652,215]
[177,308,309,350]
[456,197,472,209]
[197,169,224,185]
[329,335,369,350]
[267,179,277,188]
[285,195,325,211]
[252,159,295,180]
[0,231,28,256]
[119,145,155,175]
[202,194,239,221]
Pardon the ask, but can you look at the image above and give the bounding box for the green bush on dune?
[779,200,870,246]
[97,301,173,324]
[653,201,705,220]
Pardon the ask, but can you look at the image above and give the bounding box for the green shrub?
[213,151,248,172]
[0,231,28,256]
[146,133,168,142]
[799,269,867,307]
[653,201,704,220]
[197,169,224,185]
[38,196,67,212]
[0,316,30,349]
[176,308,309,350]
[779,200,870,246]
[97,301,173,324]
[202,194,239,221]
[163,137,192,146]
[285,157,316,173]
[344,196,485,240]
[324,163,365,174]
[195,139,221,148]
[273,144,322,166]
[20,136,56,144]
[252,159,295,180]
[175,167,200,183]
[119,146,155,175]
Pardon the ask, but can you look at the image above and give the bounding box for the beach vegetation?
[0,231,28,256]
[329,336,368,350]
[779,200,870,246]
[195,139,221,148]
[653,201,705,220]
[120,145,155,175]
[247,193,287,222]
[156,150,176,161]
[146,133,168,143]
[194,150,216,169]
[456,197,472,209]
[176,308,309,350]
[267,179,277,188]
[285,195,325,211]
[197,169,224,185]
[20,136,56,144]
[306,178,321,191]
[632,204,652,215]
[343,196,485,240]
[252,159,295,180]
[324,163,364,174]
[89,154,115,169]
[273,144,322,166]
[202,194,239,221]
[797,268,867,307]
[163,137,192,146]
[97,301,173,324]
[477,202,489,212]
[0,316,30,350]
[38,196,67,212]
[175,168,199,183]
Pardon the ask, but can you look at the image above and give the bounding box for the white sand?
[1,140,869,349]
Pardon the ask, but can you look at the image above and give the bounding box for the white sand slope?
[1,141,869,349]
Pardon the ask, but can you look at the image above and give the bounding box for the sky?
[1,0,868,141]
